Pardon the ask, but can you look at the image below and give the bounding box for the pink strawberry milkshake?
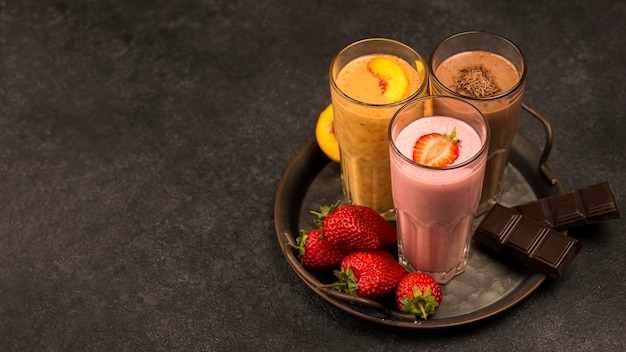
[389,100,489,284]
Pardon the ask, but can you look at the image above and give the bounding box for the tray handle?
[522,103,558,185]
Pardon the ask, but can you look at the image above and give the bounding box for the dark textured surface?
[1,0,624,350]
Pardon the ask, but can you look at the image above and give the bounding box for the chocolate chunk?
[513,182,620,230]
[474,204,582,279]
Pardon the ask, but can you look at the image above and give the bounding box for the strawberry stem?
[310,200,341,238]
[295,229,309,262]
[399,286,440,319]
[443,128,461,146]
[318,266,359,296]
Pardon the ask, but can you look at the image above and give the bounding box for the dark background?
[1,0,624,350]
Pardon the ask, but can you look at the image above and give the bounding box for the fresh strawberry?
[321,251,406,300]
[296,229,347,270]
[395,272,443,319]
[412,128,461,167]
[312,201,381,251]
[349,205,397,248]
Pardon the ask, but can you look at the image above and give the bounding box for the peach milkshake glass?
[430,31,526,214]
[329,38,429,217]
[389,96,489,284]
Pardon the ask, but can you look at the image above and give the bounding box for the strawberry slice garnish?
[412,128,461,167]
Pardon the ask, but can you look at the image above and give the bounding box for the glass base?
[477,168,508,215]
[477,196,497,216]
[398,244,469,284]
[379,208,396,221]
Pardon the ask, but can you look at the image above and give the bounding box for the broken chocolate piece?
[474,204,582,279]
[513,182,620,230]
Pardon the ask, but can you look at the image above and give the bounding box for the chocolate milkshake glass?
[430,31,526,214]
[330,38,429,217]
[389,96,490,284]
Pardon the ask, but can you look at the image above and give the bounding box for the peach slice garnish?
[414,59,426,81]
[315,104,340,162]
[367,57,409,103]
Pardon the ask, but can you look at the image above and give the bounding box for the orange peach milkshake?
[330,39,429,216]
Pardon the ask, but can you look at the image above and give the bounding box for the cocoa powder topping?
[455,65,500,98]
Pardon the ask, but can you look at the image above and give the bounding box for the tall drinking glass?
[329,38,429,217]
[430,31,526,214]
[389,96,490,284]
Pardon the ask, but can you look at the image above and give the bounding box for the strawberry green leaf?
[318,266,359,296]
[295,229,309,260]
[310,200,341,238]
[399,286,440,319]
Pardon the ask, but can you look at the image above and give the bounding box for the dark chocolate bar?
[513,182,620,230]
[474,204,582,279]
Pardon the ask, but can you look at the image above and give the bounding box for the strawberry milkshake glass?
[389,96,490,284]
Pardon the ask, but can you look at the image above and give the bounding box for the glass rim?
[329,37,430,108]
[430,31,527,102]
[388,95,491,170]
